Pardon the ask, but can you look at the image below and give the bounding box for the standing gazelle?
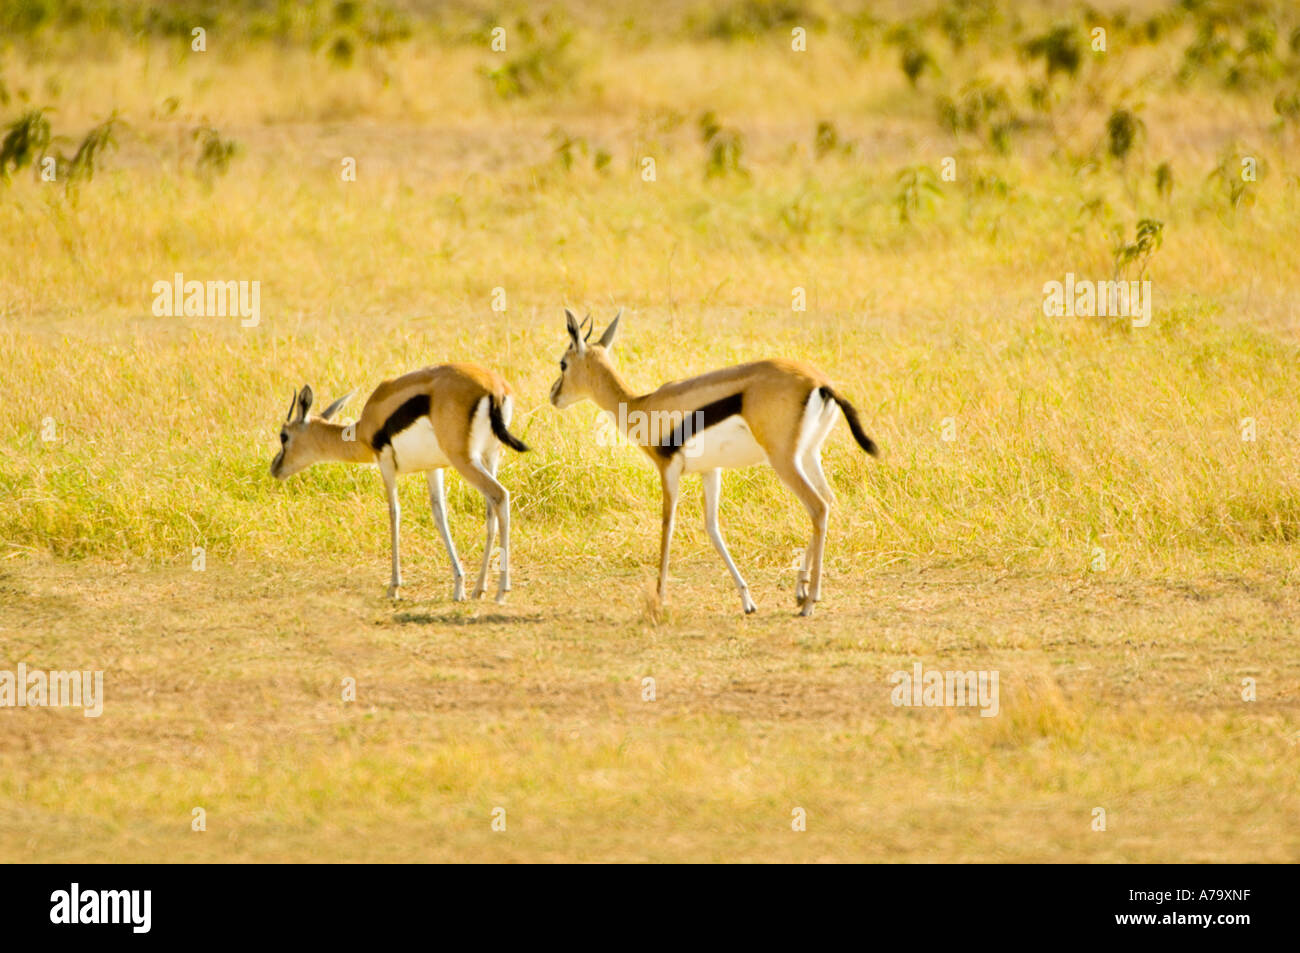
[550,310,877,616]
[270,364,528,602]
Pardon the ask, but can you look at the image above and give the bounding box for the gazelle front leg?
[702,468,757,614]
[427,469,466,601]
[380,452,402,599]
[657,462,681,602]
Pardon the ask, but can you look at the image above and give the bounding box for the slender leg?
[795,550,810,606]
[495,486,511,604]
[702,468,757,614]
[803,451,836,507]
[471,450,500,600]
[471,500,497,600]
[380,453,402,599]
[796,451,834,605]
[427,469,465,601]
[458,454,511,604]
[771,457,829,617]
[657,462,681,601]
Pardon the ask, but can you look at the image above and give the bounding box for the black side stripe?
[654,392,744,458]
[371,394,432,457]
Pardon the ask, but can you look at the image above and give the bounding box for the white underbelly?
[681,415,768,473]
[390,417,450,473]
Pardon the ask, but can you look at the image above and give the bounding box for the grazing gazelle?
[550,310,877,617]
[270,364,528,602]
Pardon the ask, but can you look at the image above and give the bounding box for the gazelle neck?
[307,419,375,465]
[586,355,638,415]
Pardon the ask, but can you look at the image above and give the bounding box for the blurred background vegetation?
[1,0,1297,575]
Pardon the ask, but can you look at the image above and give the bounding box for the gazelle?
[550,310,877,617]
[270,364,528,602]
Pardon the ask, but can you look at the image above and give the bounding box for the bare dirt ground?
[2,555,1296,862]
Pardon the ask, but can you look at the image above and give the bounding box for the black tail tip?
[822,385,878,457]
[489,398,529,453]
[498,427,529,453]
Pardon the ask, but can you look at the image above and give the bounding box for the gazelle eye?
[560,359,568,372]
[280,432,288,445]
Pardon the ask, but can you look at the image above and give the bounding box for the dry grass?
[1,0,1298,861]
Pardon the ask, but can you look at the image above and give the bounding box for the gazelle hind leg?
[795,452,833,606]
[457,452,511,604]
[803,451,835,507]
[788,395,838,610]
[771,457,829,617]
[471,501,497,600]
[471,448,500,600]
[702,468,757,614]
[795,549,810,605]
[802,397,839,509]
[427,469,466,602]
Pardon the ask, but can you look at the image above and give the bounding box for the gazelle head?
[549,308,621,409]
[270,385,355,480]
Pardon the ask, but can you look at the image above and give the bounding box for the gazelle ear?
[295,385,314,421]
[319,389,356,421]
[564,308,586,352]
[597,310,622,349]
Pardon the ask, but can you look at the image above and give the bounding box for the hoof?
[387,585,402,601]
[495,590,509,605]
[737,586,758,615]
[470,587,486,600]
[797,597,816,618]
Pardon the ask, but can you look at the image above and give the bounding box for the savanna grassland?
[0,0,1298,863]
